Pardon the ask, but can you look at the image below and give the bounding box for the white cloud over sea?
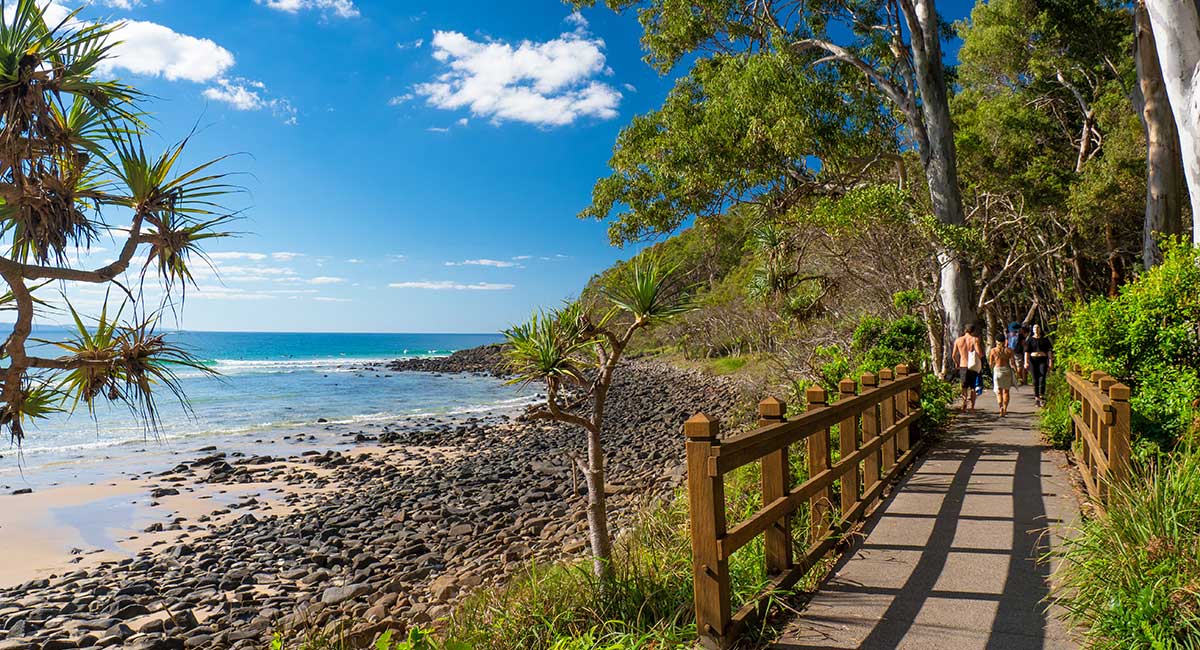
[390,281,514,291]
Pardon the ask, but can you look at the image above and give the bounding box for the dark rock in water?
[150,488,179,498]
[382,344,508,376]
[10,487,32,495]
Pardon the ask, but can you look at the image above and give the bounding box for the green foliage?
[1055,242,1200,450]
[851,315,927,376]
[1053,446,1200,648]
[581,51,892,244]
[503,303,597,388]
[1038,371,1075,449]
[0,0,235,443]
[441,465,789,650]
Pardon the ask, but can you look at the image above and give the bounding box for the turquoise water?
[1,331,524,483]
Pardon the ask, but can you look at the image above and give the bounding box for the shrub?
[1038,371,1075,449]
[1053,241,1200,451]
[1053,446,1200,648]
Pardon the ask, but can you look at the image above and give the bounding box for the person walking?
[1025,324,1054,407]
[1007,322,1027,385]
[990,335,1016,416]
[952,324,985,412]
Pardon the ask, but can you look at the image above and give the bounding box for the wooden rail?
[685,364,925,649]
[1066,367,1131,508]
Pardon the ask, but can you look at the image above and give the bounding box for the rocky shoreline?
[0,355,750,650]
[373,344,508,376]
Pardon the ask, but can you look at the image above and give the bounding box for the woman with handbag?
[951,324,986,412]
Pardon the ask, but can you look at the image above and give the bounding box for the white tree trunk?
[910,0,978,372]
[1144,0,1200,244]
[1136,1,1187,267]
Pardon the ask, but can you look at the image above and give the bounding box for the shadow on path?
[771,390,1076,650]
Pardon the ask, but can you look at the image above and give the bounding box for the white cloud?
[314,296,352,303]
[98,20,235,83]
[203,77,266,110]
[272,252,304,261]
[397,38,424,50]
[346,258,364,264]
[512,255,532,260]
[209,251,269,261]
[308,276,345,285]
[426,126,451,133]
[389,93,414,106]
[444,258,520,268]
[389,281,514,291]
[413,23,622,127]
[256,0,359,19]
[191,286,278,301]
[565,12,588,30]
[204,78,298,123]
[99,0,143,9]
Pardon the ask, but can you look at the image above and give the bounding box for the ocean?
[1,330,525,486]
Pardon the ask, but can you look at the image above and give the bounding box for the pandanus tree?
[0,0,234,442]
[504,256,693,579]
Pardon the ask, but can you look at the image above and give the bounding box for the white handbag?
[967,349,982,372]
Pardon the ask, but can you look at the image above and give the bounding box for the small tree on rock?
[503,256,692,579]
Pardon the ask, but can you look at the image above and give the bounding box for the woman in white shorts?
[989,336,1016,417]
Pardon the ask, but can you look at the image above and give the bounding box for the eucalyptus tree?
[1133,1,1186,267]
[0,1,234,442]
[503,256,692,579]
[575,0,979,370]
[1143,0,1200,244]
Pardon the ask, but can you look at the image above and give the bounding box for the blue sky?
[49,0,977,334]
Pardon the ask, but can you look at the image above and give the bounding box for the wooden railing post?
[894,365,911,453]
[878,368,896,471]
[805,385,832,542]
[838,378,860,515]
[758,397,792,575]
[685,414,730,648]
[860,372,881,505]
[1108,383,1131,488]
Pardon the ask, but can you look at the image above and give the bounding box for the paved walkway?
[771,386,1080,650]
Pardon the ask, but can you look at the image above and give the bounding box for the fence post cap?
[879,368,894,381]
[684,413,719,439]
[895,364,910,376]
[1090,370,1107,383]
[758,397,786,418]
[1109,383,1131,401]
[860,372,878,386]
[839,378,857,395]
[805,385,827,405]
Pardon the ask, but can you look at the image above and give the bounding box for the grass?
[708,356,750,375]
[1038,371,1075,450]
[1052,445,1200,649]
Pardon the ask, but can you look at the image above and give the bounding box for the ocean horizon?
[2,330,522,486]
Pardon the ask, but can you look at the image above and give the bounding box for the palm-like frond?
[142,212,234,290]
[105,130,238,218]
[0,380,63,443]
[48,297,213,429]
[504,303,598,387]
[601,254,695,323]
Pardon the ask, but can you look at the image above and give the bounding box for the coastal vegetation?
[0,0,232,442]
[504,255,694,578]
[3,0,1200,648]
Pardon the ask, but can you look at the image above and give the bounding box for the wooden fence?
[1066,367,1131,508]
[684,364,924,649]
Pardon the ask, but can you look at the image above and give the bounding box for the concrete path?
[770,385,1080,650]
